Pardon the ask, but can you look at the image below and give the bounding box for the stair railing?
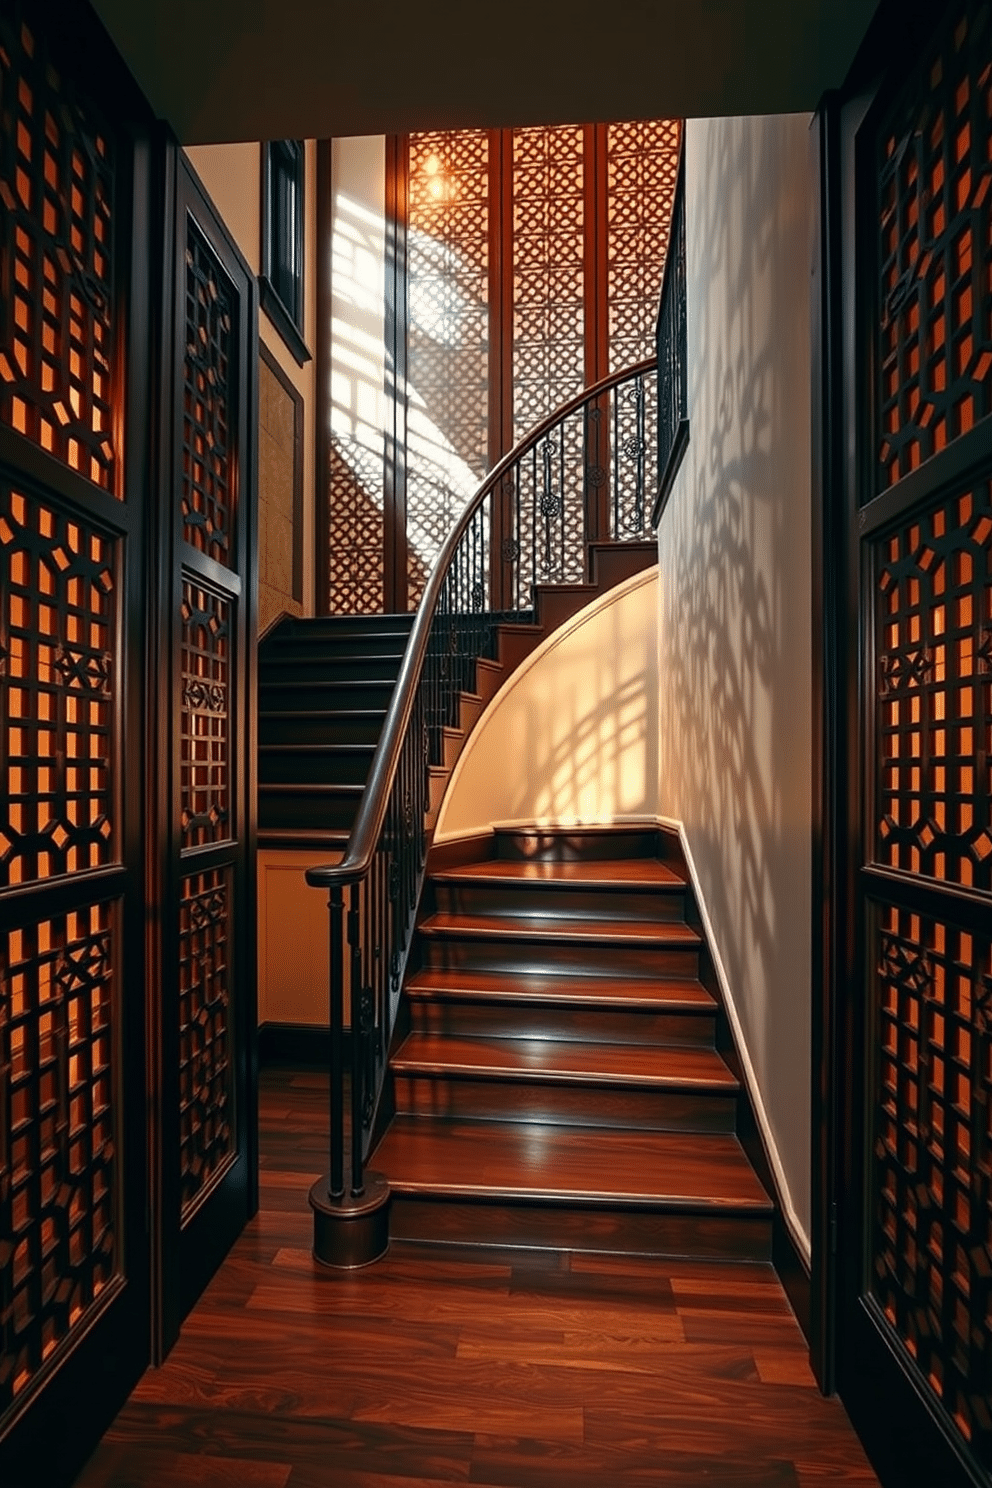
[305,357,660,1256]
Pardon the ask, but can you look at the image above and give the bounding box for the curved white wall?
[435,569,659,841]
[657,113,814,1257]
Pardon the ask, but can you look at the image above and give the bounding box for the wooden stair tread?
[259,781,362,795]
[432,858,685,888]
[256,828,347,847]
[392,1033,737,1089]
[375,1118,772,1211]
[404,968,716,1010]
[419,912,701,946]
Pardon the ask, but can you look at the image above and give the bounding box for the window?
[260,139,310,365]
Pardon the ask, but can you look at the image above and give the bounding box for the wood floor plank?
[72,1067,878,1488]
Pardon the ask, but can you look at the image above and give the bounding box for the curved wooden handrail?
[306,355,657,892]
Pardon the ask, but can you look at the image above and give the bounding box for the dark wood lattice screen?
[0,486,116,885]
[180,579,231,848]
[876,1,992,492]
[863,5,992,1477]
[183,220,235,563]
[876,481,992,888]
[406,129,490,608]
[0,900,118,1413]
[871,906,992,1464]
[0,8,117,495]
[178,867,234,1217]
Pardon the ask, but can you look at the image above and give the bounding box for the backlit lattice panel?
[180,580,230,847]
[512,126,585,446]
[179,868,233,1217]
[876,0,992,490]
[0,900,118,1413]
[872,906,992,1471]
[183,221,235,563]
[875,480,992,889]
[406,129,490,607]
[607,119,682,373]
[327,433,384,614]
[0,485,116,887]
[0,8,117,492]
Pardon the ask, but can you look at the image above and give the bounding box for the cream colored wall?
[257,850,344,1026]
[435,569,659,841]
[656,114,814,1257]
[184,140,318,622]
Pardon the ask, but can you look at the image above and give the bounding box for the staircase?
[259,541,657,845]
[372,824,774,1260]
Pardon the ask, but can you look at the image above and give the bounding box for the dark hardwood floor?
[74,1068,879,1487]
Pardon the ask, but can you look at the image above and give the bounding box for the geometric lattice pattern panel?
[180,579,230,848]
[607,119,682,374]
[0,485,116,887]
[0,8,117,493]
[875,480,992,889]
[512,125,585,447]
[328,433,384,614]
[876,0,992,491]
[183,220,235,564]
[872,905,992,1472]
[406,129,490,607]
[179,867,233,1218]
[0,900,118,1414]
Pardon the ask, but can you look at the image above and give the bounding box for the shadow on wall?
[658,115,812,1238]
[437,573,659,838]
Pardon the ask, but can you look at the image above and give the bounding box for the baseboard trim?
[259,1021,348,1067]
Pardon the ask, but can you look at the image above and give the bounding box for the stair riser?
[389,1196,772,1261]
[420,938,699,980]
[407,1000,717,1047]
[432,882,685,923]
[259,792,357,830]
[260,657,404,683]
[392,1075,737,1133]
[494,827,660,862]
[261,682,395,711]
[496,629,542,673]
[259,715,385,746]
[259,749,373,785]
[274,616,415,638]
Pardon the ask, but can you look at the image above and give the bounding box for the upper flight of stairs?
[258,540,657,850]
[372,824,775,1261]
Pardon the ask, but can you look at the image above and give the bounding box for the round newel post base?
[309,1172,390,1269]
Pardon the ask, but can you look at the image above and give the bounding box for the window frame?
[259,139,311,366]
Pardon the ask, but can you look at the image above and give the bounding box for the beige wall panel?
[436,569,660,841]
[656,113,814,1255]
[257,850,343,1026]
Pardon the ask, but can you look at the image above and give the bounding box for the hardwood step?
[431,857,686,922]
[258,743,375,785]
[256,827,348,851]
[535,582,599,633]
[418,912,701,979]
[376,1118,773,1259]
[259,653,405,683]
[258,708,387,746]
[265,629,413,659]
[493,823,663,862]
[391,1034,738,1132]
[258,782,362,830]
[260,679,396,711]
[405,968,717,1045]
[586,538,658,589]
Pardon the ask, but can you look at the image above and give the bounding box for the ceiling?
[91,0,880,144]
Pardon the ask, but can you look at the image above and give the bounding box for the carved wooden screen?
[0,3,153,1482]
[156,157,256,1346]
[334,121,681,613]
[839,3,992,1482]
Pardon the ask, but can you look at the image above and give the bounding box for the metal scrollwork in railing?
[305,353,665,1265]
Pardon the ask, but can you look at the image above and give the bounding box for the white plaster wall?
[184,140,319,616]
[657,114,814,1255]
[436,569,659,840]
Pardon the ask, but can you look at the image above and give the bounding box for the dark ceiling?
[91,0,880,144]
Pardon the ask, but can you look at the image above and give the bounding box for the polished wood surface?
[74,1068,880,1488]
